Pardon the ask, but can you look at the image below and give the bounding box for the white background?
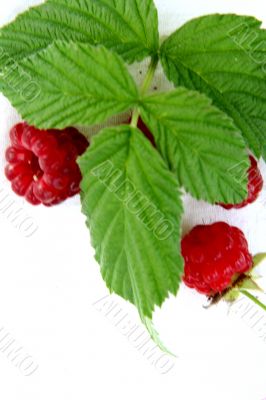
[0,1,266,399]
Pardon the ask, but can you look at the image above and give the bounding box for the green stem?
[140,56,158,96]
[130,56,159,128]
[130,108,139,128]
[240,289,266,312]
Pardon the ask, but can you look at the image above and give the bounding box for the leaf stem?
[240,289,266,311]
[130,56,159,128]
[140,56,159,96]
[131,108,139,128]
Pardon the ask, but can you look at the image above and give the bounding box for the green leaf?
[78,125,184,319]
[0,0,159,65]
[140,88,249,203]
[160,14,266,159]
[0,42,139,129]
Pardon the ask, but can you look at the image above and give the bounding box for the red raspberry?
[219,156,263,209]
[182,222,253,295]
[5,123,89,206]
